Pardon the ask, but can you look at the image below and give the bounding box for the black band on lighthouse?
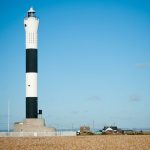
[26,97,38,118]
[26,49,38,72]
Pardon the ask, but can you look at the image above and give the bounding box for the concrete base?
[14,118,56,132]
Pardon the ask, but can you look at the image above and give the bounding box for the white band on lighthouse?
[24,17,39,49]
[26,73,37,97]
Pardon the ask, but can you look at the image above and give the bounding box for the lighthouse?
[14,8,56,133]
[24,7,39,118]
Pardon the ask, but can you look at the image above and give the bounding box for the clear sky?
[0,0,150,130]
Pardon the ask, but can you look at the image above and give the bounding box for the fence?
[0,131,76,137]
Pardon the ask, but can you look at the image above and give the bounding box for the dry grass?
[0,135,150,150]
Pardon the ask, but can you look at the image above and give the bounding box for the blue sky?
[0,0,150,130]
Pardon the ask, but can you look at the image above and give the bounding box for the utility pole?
[72,123,74,131]
[93,120,95,131]
[7,101,10,133]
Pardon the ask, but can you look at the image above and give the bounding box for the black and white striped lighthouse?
[14,7,56,132]
[24,7,39,118]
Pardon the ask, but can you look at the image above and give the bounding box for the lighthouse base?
[14,118,56,132]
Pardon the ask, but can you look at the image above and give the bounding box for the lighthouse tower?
[24,7,39,118]
[14,8,56,133]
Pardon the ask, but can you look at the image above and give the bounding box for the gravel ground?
[0,135,150,150]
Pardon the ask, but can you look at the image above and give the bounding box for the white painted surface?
[0,131,76,137]
[24,17,39,49]
[26,73,37,97]
[28,7,35,13]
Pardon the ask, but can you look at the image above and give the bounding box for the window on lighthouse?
[28,12,36,17]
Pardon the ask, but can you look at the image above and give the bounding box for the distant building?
[122,130,134,135]
[105,127,113,134]
[102,126,118,134]
[77,126,94,135]
[80,126,90,133]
